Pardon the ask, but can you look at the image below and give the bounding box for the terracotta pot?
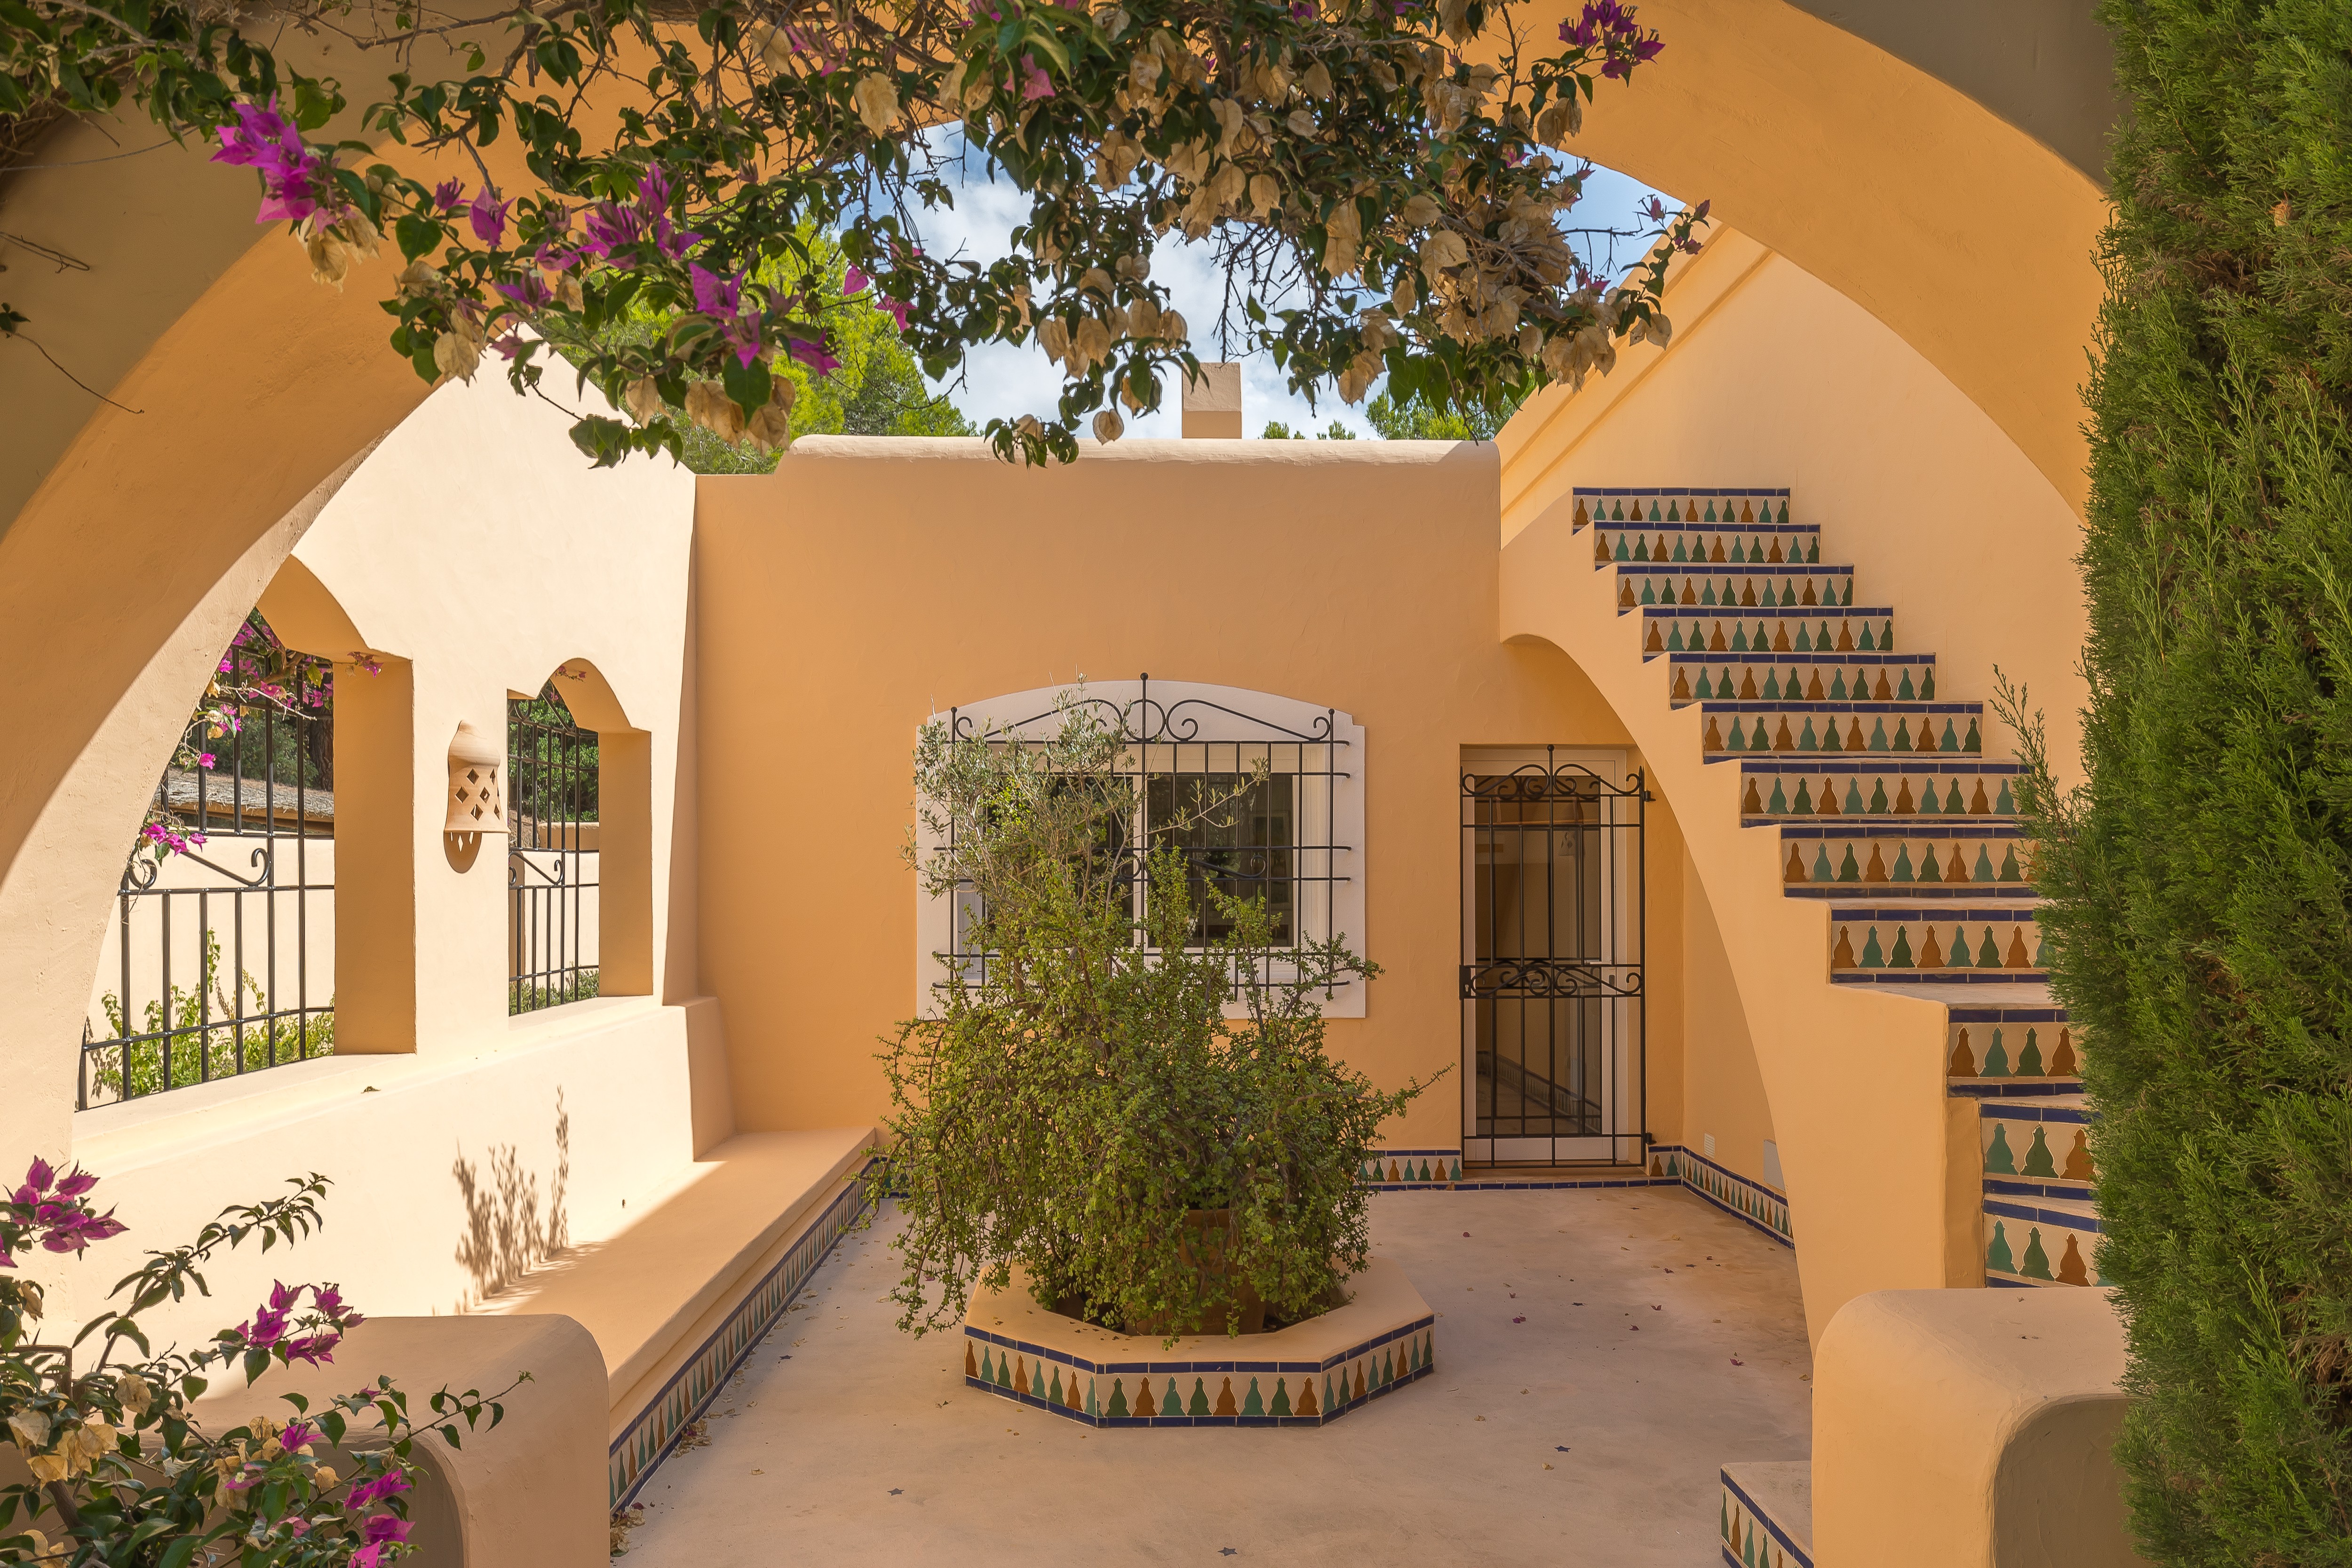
[1128,1208,1267,1337]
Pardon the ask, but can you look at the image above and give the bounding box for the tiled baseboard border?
[1647,1145,1793,1246]
[1721,1466,1815,1568]
[1364,1145,1795,1248]
[607,1159,882,1509]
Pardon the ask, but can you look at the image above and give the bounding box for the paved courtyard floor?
[619,1185,1812,1566]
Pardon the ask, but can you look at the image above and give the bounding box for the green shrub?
[881,692,1430,1341]
[2009,2,2352,1558]
[91,931,334,1101]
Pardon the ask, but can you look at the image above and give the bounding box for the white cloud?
[886,130,1674,439]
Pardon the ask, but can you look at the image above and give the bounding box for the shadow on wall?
[452,1090,572,1305]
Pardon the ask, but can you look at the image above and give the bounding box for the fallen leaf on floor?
[889,1489,903,1496]
[1512,1316,1526,1323]
[1475,1415,1486,1422]
[1731,1357,1745,1366]
[1543,1463,1554,1470]
[752,1469,764,1475]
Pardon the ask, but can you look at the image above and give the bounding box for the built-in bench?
[474,1126,878,1508]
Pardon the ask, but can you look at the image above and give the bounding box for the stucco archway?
[0,1,2106,1164]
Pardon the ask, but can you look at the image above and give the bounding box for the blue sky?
[896,131,1675,437]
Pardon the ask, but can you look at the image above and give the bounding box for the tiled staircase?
[1570,487,2097,1568]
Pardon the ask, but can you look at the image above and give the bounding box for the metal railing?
[79,642,336,1109]
[939,675,1352,997]
[509,688,600,1014]
[1461,754,1647,1167]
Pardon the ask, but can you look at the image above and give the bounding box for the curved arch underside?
[0,1,2109,1160]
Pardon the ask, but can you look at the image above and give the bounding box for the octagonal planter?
[960,1257,1434,1427]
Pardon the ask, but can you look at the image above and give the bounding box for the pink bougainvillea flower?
[347,1470,413,1510]
[38,1206,126,1254]
[689,262,744,318]
[877,296,913,332]
[788,337,841,373]
[210,97,339,224]
[350,1513,414,1563]
[17,1157,56,1198]
[279,1419,317,1451]
[469,187,514,246]
[494,273,555,310]
[843,264,870,296]
[1014,54,1055,99]
[431,179,465,212]
[55,1168,97,1200]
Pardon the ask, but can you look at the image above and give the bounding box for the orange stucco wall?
[692,436,1708,1152]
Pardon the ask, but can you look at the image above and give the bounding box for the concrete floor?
[619,1186,1812,1566]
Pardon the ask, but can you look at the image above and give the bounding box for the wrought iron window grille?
[509,686,601,1014]
[79,634,336,1109]
[928,677,1361,1012]
[1461,752,1648,1168]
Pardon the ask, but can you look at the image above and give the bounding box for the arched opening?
[509,660,652,1012]
[76,611,341,1107]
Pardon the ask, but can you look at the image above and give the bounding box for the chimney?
[1181,363,1244,438]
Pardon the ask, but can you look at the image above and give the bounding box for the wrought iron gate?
[1461,750,1646,1167]
[509,688,600,1013]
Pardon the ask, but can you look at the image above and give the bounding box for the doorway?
[1461,748,1646,1167]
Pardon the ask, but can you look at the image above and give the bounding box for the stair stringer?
[1501,495,1955,1347]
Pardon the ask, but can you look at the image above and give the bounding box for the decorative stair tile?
[1668,652,1939,709]
[1598,520,1824,570]
[1613,565,1856,614]
[1644,607,1898,661]
[1734,760,2024,821]
[1720,1462,1813,1568]
[1775,823,2033,898]
[1945,1009,2084,1090]
[1572,485,1794,528]
[1983,1193,2103,1287]
[1698,701,1983,760]
[1980,1096,2096,1202]
[1824,903,2046,982]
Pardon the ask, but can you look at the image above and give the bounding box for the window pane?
[1144,773,1295,945]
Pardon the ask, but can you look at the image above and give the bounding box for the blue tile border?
[960,1319,1438,1427]
[1355,1145,1795,1247]
[1836,970,2050,985]
[1984,1197,2100,1231]
[607,1158,882,1510]
[1721,1467,1815,1568]
[1573,486,1793,498]
[1978,1100,2090,1124]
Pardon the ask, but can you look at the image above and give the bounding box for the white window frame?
[912,679,1367,1019]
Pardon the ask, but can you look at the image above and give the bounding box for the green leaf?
[721,353,772,417]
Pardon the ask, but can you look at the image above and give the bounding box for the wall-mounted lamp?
[444,721,505,838]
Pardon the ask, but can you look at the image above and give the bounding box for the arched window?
[507,659,652,1013]
[913,678,1367,1017]
[79,612,338,1106]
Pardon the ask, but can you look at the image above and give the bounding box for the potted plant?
[881,690,1433,1342]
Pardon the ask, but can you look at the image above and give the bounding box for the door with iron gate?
[1461,749,1646,1167]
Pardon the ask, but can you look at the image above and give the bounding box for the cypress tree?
[2003,2,2352,1557]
